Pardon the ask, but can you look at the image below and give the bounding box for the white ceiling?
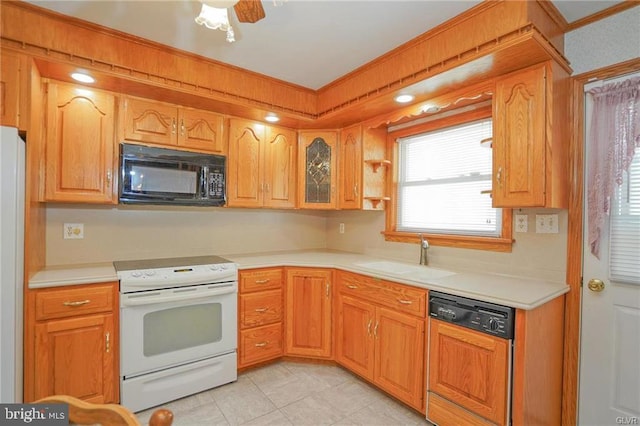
[26,0,624,90]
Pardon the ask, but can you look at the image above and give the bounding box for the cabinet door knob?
[180,119,185,136]
[354,184,358,198]
[106,170,112,184]
[373,321,379,338]
[496,166,503,186]
[325,283,330,297]
[105,332,110,353]
[366,319,372,336]
[172,118,177,134]
[587,279,605,292]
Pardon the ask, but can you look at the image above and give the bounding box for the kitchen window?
[384,107,513,252]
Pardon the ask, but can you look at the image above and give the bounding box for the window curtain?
[587,77,640,258]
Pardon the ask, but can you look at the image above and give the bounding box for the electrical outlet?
[535,214,558,234]
[515,214,528,233]
[64,223,84,239]
[339,223,345,234]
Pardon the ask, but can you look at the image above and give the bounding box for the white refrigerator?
[0,126,25,403]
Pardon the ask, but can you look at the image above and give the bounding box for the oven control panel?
[429,291,515,339]
[118,263,238,293]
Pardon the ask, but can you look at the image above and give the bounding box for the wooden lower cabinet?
[336,275,426,411]
[285,268,332,358]
[238,268,284,369]
[428,318,509,425]
[29,282,118,403]
[34,313,116,403]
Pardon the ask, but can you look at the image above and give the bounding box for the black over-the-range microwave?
[119,143,226,206]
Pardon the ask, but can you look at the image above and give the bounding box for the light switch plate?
[64,223,84,239]
[535,215,558,234]
[515,214,528,233]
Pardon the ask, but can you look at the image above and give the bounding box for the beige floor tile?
[240,409,293,426]
[213,376,278,425]
[280,394,346,425]
[315,379,387,417]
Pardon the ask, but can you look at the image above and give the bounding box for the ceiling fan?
[195,0,272,43]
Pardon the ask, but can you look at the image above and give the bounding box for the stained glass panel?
[305,137,331,203]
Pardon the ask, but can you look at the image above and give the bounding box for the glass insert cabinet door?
[298,131,338,209]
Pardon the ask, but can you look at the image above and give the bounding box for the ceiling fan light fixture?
[195,3,236,42]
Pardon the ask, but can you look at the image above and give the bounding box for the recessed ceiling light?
[265,114,280,123]
[394,94,414,104]
[71,72,95,84]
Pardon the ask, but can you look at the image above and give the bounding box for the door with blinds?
[579,74,640,425]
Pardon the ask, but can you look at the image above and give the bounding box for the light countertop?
[29,250,569,310]
[29,263,118,289]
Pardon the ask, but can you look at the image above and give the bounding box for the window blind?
[397,118,500,236]
[610,153,640,285]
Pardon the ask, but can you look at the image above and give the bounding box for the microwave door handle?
[202,166,209,199]
[122,285,235,307]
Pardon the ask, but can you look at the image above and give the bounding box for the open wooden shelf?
[364,159,391,173]
[364,196,391,208]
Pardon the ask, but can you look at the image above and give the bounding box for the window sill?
[382,231,514,253]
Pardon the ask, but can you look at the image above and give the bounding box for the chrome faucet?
[419,234,429,266]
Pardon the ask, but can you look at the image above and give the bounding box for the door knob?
[587,279,605,292]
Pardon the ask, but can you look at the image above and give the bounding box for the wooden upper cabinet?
[298,131,338,209]
[123,97,175,145]
[123,97,226,154]
[45,82,116,204]
[285,268,332,358]
[0,50,27,129]
[178,109,225,154]
[492,62,568,208]
[264,126,297,208]
[227,118,296,208]
[338,124,388,210]
[228,118,265,208]
[339,124,363,209]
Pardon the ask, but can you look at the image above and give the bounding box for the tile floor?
[136,361,432,426]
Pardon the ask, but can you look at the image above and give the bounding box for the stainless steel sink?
[353,260,456,281]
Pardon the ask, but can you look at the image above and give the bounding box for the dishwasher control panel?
[429,291,515,339]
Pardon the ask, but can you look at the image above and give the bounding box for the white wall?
[564,7,640,75]
[45,205,328,265]
[326,209,568,282]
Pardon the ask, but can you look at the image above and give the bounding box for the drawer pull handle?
[397,299,413,305]
[254,308,268,313]
[346,285,358,289]
[63,299,90,307]
[255,279,270,284]
[255,342,269,347]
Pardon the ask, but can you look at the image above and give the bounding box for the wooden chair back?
[35,395,173,426]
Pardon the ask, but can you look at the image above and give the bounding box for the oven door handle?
[121,285,236,307]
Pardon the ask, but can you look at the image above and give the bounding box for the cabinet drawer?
[240,268,283,293]
[35,283,116,321]
[240,289,283,329]
[239,323,283,367]
[337,271,426,317]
